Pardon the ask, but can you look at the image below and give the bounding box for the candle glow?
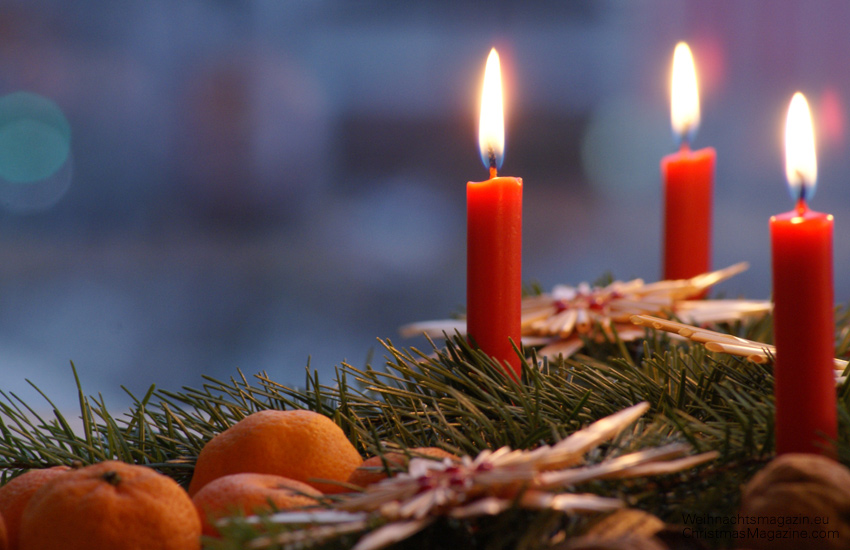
[785,92,818,204]
[662,41,714,282]
[478,48,505,172]
[671,42,701,145]
[771,91,836,456]
[467,46,522,378]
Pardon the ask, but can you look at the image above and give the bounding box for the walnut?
[554,510,669,550]
[653,528,711,550]
[584,509,667,539]
[738,453,850,550]
[556,534,668,550]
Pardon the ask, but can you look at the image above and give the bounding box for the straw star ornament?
[631,313,849,386]
[402,262,770,360]
[241,403,718,550]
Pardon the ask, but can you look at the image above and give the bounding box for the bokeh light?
[0,92,73,211]
[0,92,71,183]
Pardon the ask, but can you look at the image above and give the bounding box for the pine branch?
[0,309,846,549]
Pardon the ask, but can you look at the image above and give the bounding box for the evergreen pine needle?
[0,308,845,548]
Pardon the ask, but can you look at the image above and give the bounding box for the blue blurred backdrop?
[1,1,849,412]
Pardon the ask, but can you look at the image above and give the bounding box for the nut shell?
[585,509,666,539]
[555,510,669,550]
[738,453,850,550]
[556,535,668,550]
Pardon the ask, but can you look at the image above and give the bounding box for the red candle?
[770,92,836,456]
[662,42,715,281]
[467,48,522,379]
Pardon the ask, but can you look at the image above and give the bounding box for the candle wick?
[488,149,498,179]
[675,125,694,151]
[795,175,809,214]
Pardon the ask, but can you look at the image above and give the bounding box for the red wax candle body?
[770,206,836,455]
[467,176,522,378]
[661,146,715,281]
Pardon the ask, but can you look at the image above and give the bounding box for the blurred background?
[1,0,849,412]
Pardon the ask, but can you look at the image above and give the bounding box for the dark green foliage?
[0,308,847,548]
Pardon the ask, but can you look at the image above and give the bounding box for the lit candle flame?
[785,92,817,205]
[478,48,504,176]
[671,42,700,146]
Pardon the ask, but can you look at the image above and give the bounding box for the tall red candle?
[662,42,715,281]
[770,92,836,456]
[467,48,522,379]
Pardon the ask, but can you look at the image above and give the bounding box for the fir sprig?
[0,310,846,549]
